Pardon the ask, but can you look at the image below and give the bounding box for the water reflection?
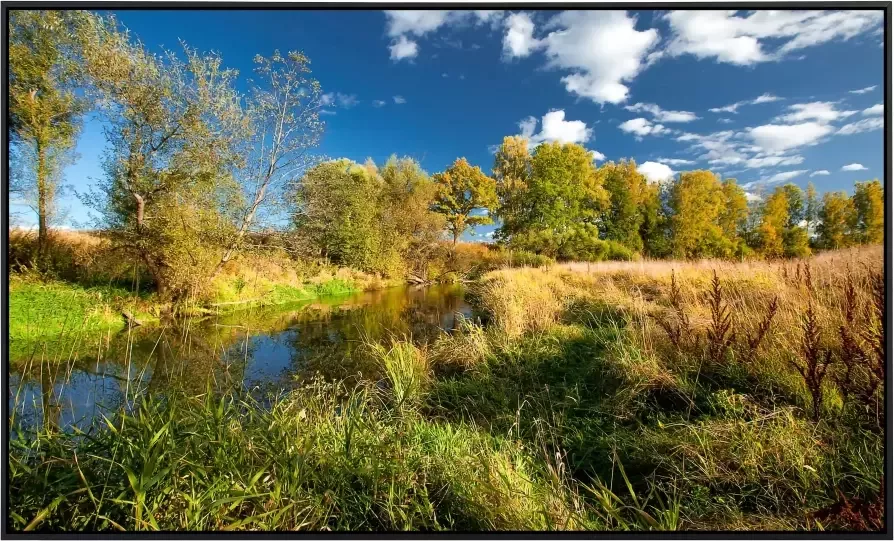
[9,284,472,432]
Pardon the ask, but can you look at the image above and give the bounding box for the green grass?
[9,278,158,363]
[212,278,362,310]
[8,380,615,531]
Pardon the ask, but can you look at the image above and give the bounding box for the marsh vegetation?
[6,9,886,533]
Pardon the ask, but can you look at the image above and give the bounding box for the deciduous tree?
[431,158,497,245]
[668,171,730,259]
[8,10,88,267]
[851,179,884,244]
[817,191,856,250]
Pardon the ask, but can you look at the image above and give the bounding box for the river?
[8,284,472,433]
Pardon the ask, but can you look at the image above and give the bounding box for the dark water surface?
[9,284,472,432]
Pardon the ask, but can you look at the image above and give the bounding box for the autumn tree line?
[9,11,885,300]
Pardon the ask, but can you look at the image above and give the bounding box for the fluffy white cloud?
[837,117,884,135]
[747,122,832,153]
[389,35,419,61]
[372,100,386,108]
[638,161,675,183]
[842,163,868,171]
[810,170,830,176]
[709,93,782,114]
[518,110,593,146]
[502,12,540,58]
[663,10,882,65]
[505,11,658,104]
[777,101,856,123]
[745,191,762,202]
[321,92,359,109]
[385,10,454,37]
[624,103,699,123]
[849,85,877,94]
[862,103,883,116]
[319,109,337,116]
[590,150,606,161]
[619,117,668,138]
[393,95,406,104]
[385,10,504,60]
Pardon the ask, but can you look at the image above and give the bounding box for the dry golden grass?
[477,267,576,337]
[482,246,883,403]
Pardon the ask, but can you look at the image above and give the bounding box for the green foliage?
[79,12,247,299]
[600,160,649,252]
[668,171,736,259]
[491,136,532,241]
[8,10,89,266]
[432,158,498,245]
[294,157,444,277]
[780,184,805,228]
[500,142,609,257]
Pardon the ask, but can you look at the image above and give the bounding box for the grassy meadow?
[8,245,884,532]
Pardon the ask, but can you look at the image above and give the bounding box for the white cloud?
[638,161,675,183]
[320,92,359,109]
[862,103,883,116]
[752,93,782,104]
[393,95,406,104]
[590,150,606,161]
[319,109,337,116]
[624,102,699,123]
[474,10,505,28]
[810,170,830,176]
[442,72,449,78]
[718,118,734,124]
[745,154,805,168]
[849,85,877,94]
[677,130,747,165]
[765,170,807,183]
[619,117,668,138]
[841,163,868,171]
[655,157,695,166]
[386,10,505,60]
[389,35,418,61]
[502,12,540,58]
[518,109,593,146]
[777,101,857,123]
[508,11,658,104]
[748,122,832,153]
[837,117,884,135]
[709,92,783,114]
[664,10,882,65]
[385,10,455,37]
[372,100,386,108]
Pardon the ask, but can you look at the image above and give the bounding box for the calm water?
[8,284,472,432]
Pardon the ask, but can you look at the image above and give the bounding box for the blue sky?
[10,9,886,241]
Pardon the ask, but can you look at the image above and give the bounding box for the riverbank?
[7,245,884,531]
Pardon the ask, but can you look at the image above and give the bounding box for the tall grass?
[7,245,885,531]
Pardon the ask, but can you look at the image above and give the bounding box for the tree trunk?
[453,230,459,246]
[36,140,48,269]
